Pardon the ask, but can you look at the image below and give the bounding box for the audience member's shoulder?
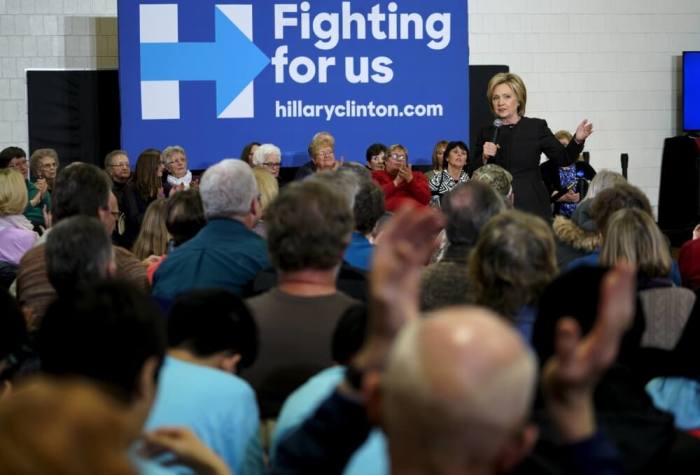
[371,170,389,181]
[18,243,45,267]
[113,245,148,290]
[335,289,360,305]
[168,357,255,399]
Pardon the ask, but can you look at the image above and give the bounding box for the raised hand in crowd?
[542,262,635,442]
[353,205,444,372]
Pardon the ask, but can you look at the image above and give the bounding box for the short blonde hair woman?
[0,169,38,265]
[486,72,527,117]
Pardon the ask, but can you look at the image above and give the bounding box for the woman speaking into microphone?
[469,72,593,220]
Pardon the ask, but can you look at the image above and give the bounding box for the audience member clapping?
[1,146,50,231]
[273,206,634,475]
[162,145,195,191]
[534,266,700,474]
[371,144,430,211]
[29,148,59,192]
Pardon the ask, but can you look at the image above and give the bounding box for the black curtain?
[27,70,121,169]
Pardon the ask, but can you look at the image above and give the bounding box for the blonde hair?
[0,168,28,215]
[469,210,557,318]
[253,167,279,212]
[554,130,573,144]
[309,133,335,158]
[601,208,671,278]
[131,198,170,260]
[431,140,449,171]
[486,73,527,117]
[389,144,409,161]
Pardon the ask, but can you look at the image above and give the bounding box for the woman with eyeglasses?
[1,146,51,232]
[251,143,282,179]
[29,148,59,193]
[162,145,197,192]
[371,144,431,212]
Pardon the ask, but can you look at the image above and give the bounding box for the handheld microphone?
[620,153,629,179]
[582,151,590,163]
[491,119,503,144]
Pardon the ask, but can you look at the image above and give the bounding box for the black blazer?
[471,117,583,220]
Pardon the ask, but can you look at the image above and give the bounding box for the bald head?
[382,306,537,472]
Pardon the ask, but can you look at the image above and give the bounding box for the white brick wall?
[0,0,117,151]
[0,0,698,212]
[470,0,700,214]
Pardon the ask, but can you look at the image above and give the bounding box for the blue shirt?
[145,356,264,475]
[566,250,682,286]
[646,377,700,430]
[153,219,269,300]
[343,232,374,272]
[272,366,388,475]
[515,305,537,343]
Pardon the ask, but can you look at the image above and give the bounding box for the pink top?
[0,225,38,265]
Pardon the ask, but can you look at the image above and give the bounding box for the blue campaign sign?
[118,1,469,169]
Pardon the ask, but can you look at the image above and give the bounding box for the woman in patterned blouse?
[428,141,470,206]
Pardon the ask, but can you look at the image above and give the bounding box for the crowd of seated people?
[2,129,700,475]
